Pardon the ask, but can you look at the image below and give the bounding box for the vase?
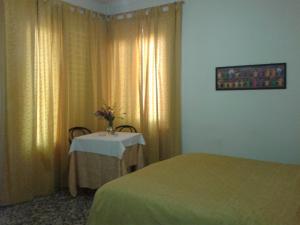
[106,120,115,135]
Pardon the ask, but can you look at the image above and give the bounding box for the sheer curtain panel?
[108,3,182,164]
[0,0,38,204]
[0,0,108,205]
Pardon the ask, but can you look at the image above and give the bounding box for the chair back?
[69,127,92,144]
[115,125,137,133]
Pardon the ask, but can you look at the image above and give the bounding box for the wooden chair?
[69,127,92,144]
[115,125,137,133]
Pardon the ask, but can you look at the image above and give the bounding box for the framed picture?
[216,63,286,90]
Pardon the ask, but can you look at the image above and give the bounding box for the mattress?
[87,153,300,225]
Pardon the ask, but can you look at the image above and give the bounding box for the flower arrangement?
[94,104,125,133]
[95,105,115,125]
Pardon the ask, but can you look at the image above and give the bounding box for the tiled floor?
[0,191,94,225]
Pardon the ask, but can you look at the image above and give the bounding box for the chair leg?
[127,165,137,173]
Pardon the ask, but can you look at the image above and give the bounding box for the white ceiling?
[64,0,177,15]
[95,0,130,4]
[100,0,177,14]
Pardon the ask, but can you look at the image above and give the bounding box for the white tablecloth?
[69,132,145,159]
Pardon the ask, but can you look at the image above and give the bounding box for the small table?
[68,132,145,196]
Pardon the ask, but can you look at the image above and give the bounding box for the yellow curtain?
[0,0,38,204]
[108,3,182,163]
[61,3,108,131]
[0,0,107,205]
[55,2,108,186]
[0,0,181,205]
[0,0,8,204]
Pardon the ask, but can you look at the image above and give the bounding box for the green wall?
[182,0,300,164]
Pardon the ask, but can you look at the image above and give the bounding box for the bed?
[87,153,300,225]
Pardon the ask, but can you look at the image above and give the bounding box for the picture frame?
[216,63,286,90]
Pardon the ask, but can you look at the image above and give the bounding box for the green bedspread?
[87,153,300,225]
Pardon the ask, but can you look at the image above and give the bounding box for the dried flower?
[94,104,126,123]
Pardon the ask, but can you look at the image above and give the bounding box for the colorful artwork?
[216,63,286,90]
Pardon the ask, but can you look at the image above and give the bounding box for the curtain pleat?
[35,0,64,191]
[0,0,8,204]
